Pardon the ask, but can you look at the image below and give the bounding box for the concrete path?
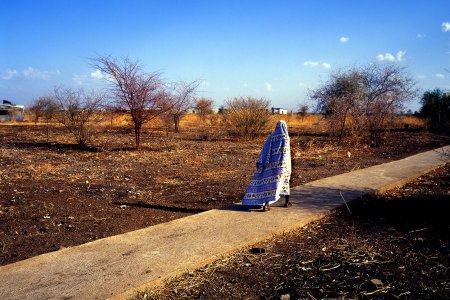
[0,146,448,300]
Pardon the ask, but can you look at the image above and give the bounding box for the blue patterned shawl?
[242,120,291,206]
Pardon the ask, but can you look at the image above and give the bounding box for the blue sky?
[1,0,449,111]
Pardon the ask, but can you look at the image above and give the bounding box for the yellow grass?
[396,115,425,128]
[14,112,425,133]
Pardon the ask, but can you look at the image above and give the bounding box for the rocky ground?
[139,163,449,300]
[0,124,449,267]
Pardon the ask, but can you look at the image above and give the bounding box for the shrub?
[196,98,214,122]
[53,86,104,149]
[311,63,416,146]
[223,97,271,139]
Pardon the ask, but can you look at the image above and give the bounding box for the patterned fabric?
[242,120,291,206]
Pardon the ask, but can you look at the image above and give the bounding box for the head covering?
[242,120,291,206]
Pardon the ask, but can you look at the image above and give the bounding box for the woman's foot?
[262,202,270,212]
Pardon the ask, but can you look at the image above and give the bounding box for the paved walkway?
[0,146,448,300]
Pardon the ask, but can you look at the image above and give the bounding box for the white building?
[271,107,288,115]
[0,100,25,122]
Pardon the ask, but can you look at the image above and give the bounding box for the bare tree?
[359,64,417,145]
[196,98,214,122]
[91,55,168,149]
[311,63,416,146]
[53,86,104,148]
[297,102,310,122]
[29,96,60,141]
[28,97,50,123]
[311,68,363,140]
[164,80,201,133]
[223,97,271,139]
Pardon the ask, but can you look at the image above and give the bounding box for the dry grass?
[395,115,425,128]
[17,113,425,137]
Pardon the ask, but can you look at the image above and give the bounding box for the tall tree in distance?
[92,55,167,149]
[420,89,449,131]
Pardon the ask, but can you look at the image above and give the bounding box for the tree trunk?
[174,115,180,133]
[135,125,141,150]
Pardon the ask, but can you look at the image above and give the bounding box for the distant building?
[186,107,220,114]
[0,100,25,122]
[271,107,288,115]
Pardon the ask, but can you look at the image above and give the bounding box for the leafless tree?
[359,64,417,145]
[297,102,310,122]
[311,68,363,140]
[91,55,168,149]
[312,63,416,146]
[29,96,60,141]
[164,80,201,133]
[223,97,271,139]
[53,86,104,148]
[196,98,214,122]
[28,97,50,123]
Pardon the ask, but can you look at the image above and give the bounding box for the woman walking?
[242,120,292,211]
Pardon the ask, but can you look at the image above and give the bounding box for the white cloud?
[340,37,349,43]
[417,74,427,79]
[2,68,18,80]
[304,61,331,69]
[436,73,445,79]
[322,62,331,69]
[396,50,406,61]
[72,74,87,85]
[265,82,273,92]
[303,61,319,67]
[417,33,426,38]
[22,67,60,79]
[376,50,406,62]
[442,22,450,32]
[377,53,395,62]
[90,69,104,79]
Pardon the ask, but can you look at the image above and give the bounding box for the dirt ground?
[0,124,449,267]
[138,163,449,300]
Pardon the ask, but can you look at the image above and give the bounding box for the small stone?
[371,278,384,287]
[280,294,290,300]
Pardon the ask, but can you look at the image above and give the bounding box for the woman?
[242,120,291,211]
